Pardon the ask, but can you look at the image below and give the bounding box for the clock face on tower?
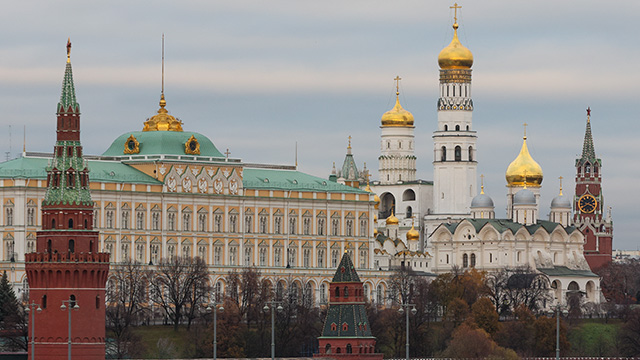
[579,194,597,214]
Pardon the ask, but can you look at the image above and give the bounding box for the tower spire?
[58,39,79,115]
[580,107,597,163]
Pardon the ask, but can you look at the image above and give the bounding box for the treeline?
[3,258,640,357]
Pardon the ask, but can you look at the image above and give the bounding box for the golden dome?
[143,94,184,132]
[406,223,420,241]
[381,94,414,127]
[386,211,399,226]
[506,135,543,187]
[438,23,473,70]
[373,228,379,236]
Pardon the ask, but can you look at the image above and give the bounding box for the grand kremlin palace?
[0,56,385,307]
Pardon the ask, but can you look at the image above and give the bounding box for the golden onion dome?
[438,23,474,70]
[143,94,184,132]
[373,228,379,236]
[406,224,420,241]
[381,93,414,127]
[506,135,543,187]
[386,211,399,226]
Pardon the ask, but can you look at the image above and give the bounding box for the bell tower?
[574,107,613,271]
[432,3,477,215]
[24,40,110,360]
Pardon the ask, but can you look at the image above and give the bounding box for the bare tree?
[150,256,210,330]
[489,266,551,314]
[105,259,150,358]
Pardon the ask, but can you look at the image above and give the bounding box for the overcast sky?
[1,1,638,249]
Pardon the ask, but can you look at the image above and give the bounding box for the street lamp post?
[550,298,567,360]
[398,303,417,360]
[25,302,42,360]
[263,300,283,360]
[60,298,79,360]
[206,301,224,360]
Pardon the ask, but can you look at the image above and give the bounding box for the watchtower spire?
[580,107,597,163]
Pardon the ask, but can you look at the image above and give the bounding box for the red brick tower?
[24,40,110,360]
[574,107,613,271]
[315,252,382,360]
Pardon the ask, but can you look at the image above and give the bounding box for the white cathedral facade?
[337,10,601,306]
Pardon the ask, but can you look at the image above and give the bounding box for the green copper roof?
[340,147,359,181]
[44,140,93,205]
[577,114,600,167]
[102,131,224,158]
[58,62,79,114]
[243,168,368,194]
[0,156,160,185]
[331,253,360,282]
[441,218,574,236]
[538,266,598,278]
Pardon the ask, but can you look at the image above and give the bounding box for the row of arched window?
[440,145,473,162]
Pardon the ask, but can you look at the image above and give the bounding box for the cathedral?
[332,4,610,304]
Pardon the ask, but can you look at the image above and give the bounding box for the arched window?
[470,253,476,267]
[402,189,416,201]
[42,295,47,309]
[444,124,448,131]
[68,218,73,229]
[406,206,412,219]
[585,163,591,174]
[455,125,460,131]
[455,146,461,161]
[52,218,55,229]
[469,146,473,161]
[335,287,340,298]
[347,344,353,354]
[47,239,52,253]
[441,146,447,162]
[68,239,75,253]
[326,344,331,354]
[463,253,468,268]
[466,125,469,131]
[344,286,349,298]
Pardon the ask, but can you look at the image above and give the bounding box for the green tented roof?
[0,157,161,185]
[331,252,360,283]
[243,168,368,194]
[102,131,224,158]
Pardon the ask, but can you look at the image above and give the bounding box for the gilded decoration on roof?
[143,94,184,132]
[123,134,140,154]
[184,135,200,155]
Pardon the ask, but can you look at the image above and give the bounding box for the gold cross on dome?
[450,3,462,23]
[523,122,528,138]
[480,174,485,194]
[559,176,564,196]
[348,135,352,149]
[394,76,401,94]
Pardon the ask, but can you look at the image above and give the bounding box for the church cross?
[224,148,231,159]
[523,122,528,138]
[394,75,402,94]
[348,135,352,149]
[559,176,564,196]
[450,3,462,23]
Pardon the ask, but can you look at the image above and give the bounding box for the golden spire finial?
[523,122,528,139]
[586,107,591,124]
[66,38,71,63]
[348,135,352,149]
[480,174,485,194]
[450,3,462,25]
[558,176,563,196]
[394,75,401,96]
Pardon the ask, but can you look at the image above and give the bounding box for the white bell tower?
[432,4,477,215]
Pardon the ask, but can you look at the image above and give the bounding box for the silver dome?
[551,194,572,209]
[471,193,494,208]
[513,188,536,205]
